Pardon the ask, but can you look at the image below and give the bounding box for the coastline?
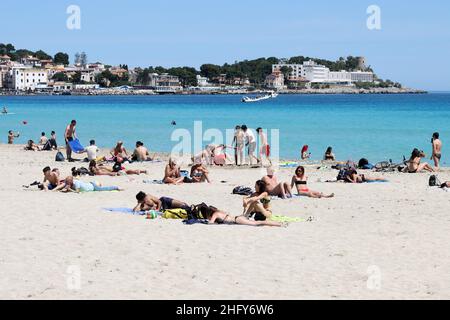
[0,87,427,96]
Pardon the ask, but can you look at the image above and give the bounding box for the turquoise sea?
[0,94,449,164]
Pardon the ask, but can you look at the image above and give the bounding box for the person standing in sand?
[256,127,272,166]
[64,120,77,162]
[8,130,20,144]
[232,125,245,166]
[242,125,258,165]
[262,167,292,199]
[431,132,442,169]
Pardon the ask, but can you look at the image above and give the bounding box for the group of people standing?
[232,125,271,166]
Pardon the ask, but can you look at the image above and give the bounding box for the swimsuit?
[216,214,237,225]
[159,197,174,211]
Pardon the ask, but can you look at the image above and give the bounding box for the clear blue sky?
[1,0,449,90]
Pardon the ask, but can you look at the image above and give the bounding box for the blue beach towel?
[183,219,209,225]
[103,207,147,215]
[68,138,85,153]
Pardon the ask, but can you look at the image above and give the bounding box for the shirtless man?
[256,127,272,166]
[262,167,292,199]
[431,132,442,169]
[133,191,190,212]
[42,166,61,191]
[8,130,20,144]
[232,126,245,166]
[64,120,77,162]
[132,141,152,162]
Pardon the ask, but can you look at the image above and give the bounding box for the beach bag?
[188,203,216,220]
[55,151,65,162]
[162,208,188,220]
[232,186,253,196]
[429,175,441,187]
[358,158,369,168]
[337,169,348,181]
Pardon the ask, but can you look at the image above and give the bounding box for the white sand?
[1,144,450,300]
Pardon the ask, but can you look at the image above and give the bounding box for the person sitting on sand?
[190,163,211,183]
[242,180,273,221]
[163,158,184,184]
[83,140,103,162]
[110,141,129,162]
[39,132,48,146]
[199,204,283,227]
[131,141,153,162]
[345,169,387,183]
[24,140,40,151]
[324,147,335,161]
[406,148,435,173]
[291,166,334,198]
[301,145,311,160]
[42,166,62,191]
[262,167,292,199]
[8,130,20,144]
[133,191,190,212]
[53,176,123,193]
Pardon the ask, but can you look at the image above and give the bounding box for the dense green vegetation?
[135,66,197,86]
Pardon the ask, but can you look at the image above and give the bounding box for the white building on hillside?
[196,75,210,87]
[350,71,374,83]
[9,67,48,91]
[302,60,329,83]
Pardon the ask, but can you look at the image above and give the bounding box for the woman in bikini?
[201,204,283,227]
[190,164,211,183]
[323,147,336,161]
[291,166,334,198]
[345,169,387,183]
[110,141,129,162]
[242,180,273,221]
[406,148,434,173]
[89,160,146,176]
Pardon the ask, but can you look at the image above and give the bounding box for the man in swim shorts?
[42,166,61,191]
[133,192,190,212]
[64,120,77,162]
[431,132,442,169]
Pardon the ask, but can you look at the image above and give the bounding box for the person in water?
[242,180,273,221]
[2,106,8,114]
[262,167,292,199]
[8,130,20,144]
[163,158,184,184]
[53,176,123,193]
[431,132,442,169]
[406,148,434,173]
[202,205,284,227]
[301,145,311,160]
[133,192,190,212]
[64,120,77,162]
[291,166,334,198]
[324,147,336,161]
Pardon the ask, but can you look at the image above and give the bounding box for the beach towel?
[270,215,305,223]
[68,138,85,153]
[279,162,299,168]
[183,219,209,225]
[143,179,164,184]
[103,207,147,215]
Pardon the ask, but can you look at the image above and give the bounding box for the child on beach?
[291,166,334,198]
[256,127,272,166]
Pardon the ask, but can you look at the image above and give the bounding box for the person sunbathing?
[242,180,272,221]
[110,141,129,162]
[406,148,435,173]
[53,176,123,192]
[131,141,153,162]
[89,160,119,176]
[42,166,62,191]
[133,191,190,212]
[291,166,334,198]
[24,140,40,151]
[163,158,184,184]
[202,205,284,227]
[345,169,387,183]
[262,167,292,199]
[190,164,211,183]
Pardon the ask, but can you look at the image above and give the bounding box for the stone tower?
[357,57,366,70]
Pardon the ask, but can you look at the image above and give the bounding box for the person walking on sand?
[431,132,442,169]
[7,130,20,144]
[242,125,258,165]
[256,127,272,166]
[64,120,77,162]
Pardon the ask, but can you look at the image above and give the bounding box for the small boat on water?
[241,91,278,103]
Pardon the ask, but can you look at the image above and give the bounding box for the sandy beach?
[1,143,450,300]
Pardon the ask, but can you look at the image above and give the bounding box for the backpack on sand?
[55,151,65,162]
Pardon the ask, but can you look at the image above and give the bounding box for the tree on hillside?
[280,66,293,80]
[54,52,70,65]
[167,67,198,87]
[52,72,69,82]
[200,64,221,79]
[35,50,52,60]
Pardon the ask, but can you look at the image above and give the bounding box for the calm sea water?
[1,94,449,164]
